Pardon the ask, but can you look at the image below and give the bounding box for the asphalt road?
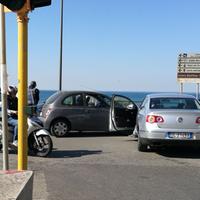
[1,133,200,200]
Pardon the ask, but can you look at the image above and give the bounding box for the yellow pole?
[17,13,28,170]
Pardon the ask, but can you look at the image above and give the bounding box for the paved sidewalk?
[32,170,48,200]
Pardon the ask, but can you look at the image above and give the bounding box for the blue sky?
[4,0,200,92]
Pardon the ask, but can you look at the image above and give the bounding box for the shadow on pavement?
[48,149,103,158]
[54,131,131,138]
[156,147,200,159]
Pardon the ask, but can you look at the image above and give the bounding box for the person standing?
[28,81,40,113]
[7,86,18,146]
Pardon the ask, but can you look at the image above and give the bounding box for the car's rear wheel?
[50,119,70,137]
[138,136,148,152]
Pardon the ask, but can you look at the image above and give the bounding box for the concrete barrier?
[0,170,34,200]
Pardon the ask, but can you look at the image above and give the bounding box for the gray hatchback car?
[40,91,138,137]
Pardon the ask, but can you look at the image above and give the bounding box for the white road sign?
[177,53,200,82]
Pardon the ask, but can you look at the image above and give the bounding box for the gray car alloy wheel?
[51,119,69,137]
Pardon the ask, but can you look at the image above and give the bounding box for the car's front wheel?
[50,119,70,137]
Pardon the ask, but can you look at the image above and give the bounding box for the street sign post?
[0,4,9,170]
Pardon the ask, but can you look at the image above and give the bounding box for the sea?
[39,90,199,106]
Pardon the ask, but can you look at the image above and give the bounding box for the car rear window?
[150,97,200,110]
[45,92,60,105]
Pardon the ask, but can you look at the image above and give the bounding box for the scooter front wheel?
[29,135,53,157]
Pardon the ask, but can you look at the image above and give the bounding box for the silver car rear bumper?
[140,129,200,139]
[140,129,200,146]
[140,137,200,147]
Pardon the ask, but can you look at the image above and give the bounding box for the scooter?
[0,116,53,157]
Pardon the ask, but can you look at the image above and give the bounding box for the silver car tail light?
[146,115,164,123]
[195,117,200,124]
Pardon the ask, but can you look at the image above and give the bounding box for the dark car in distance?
[40,91,138,137]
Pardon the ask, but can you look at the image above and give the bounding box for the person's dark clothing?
[32,88,40,105]
[7,95,18,119]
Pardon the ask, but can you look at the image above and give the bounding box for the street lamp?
[59,0,63,91]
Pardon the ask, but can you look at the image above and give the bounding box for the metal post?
[196,83,199,99]
[17,13,28,170]
[59,0,63,91]
[180,82,183,94]
[0,5,9,170]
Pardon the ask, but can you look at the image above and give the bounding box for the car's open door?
[110,95,138,132]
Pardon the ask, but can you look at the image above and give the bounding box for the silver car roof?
[146,93,196,99]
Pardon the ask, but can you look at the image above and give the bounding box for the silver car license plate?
[167,132,193,139]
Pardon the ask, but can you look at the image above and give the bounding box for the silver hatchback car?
[134,93,200,151]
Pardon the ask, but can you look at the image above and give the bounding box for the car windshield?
[149,97,200,110]
[45,92,60,105]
